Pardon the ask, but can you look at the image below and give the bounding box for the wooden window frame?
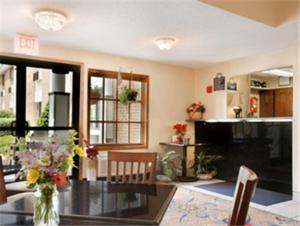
[87,69,149,150]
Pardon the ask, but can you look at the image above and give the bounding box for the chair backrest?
[107,152,157,184]
[228,165,258,226]
[0,156,7,204]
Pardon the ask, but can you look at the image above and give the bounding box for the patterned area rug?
[160,187,300,226]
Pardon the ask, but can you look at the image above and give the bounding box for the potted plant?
[172,123,187,143]
[156,151,182,182]
[119,86,138,105]
[186,102,206,120]
[193,149,223,180]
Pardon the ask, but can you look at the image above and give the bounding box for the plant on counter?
[16,130,83,226]
[156,151,182,182]
[193,148,224,180]
[186,102,206,120]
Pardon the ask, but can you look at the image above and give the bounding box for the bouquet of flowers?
[187,102,206,113]
[172,123,187,143]
[186,102,206,120]
[173,123,187,136]
[84,139,98,160]
[16,130,83,226]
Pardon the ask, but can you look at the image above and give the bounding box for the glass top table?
[0,180,176,225]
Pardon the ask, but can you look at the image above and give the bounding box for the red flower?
[52,172,68,188]
[173,123,187,134]
[86,146,98,159]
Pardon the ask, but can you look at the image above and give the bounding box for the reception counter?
[194,118,292,194]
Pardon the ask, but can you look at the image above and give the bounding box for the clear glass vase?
[34,183,59,226]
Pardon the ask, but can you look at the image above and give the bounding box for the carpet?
[160,187,299,226]
[195,182,292,206]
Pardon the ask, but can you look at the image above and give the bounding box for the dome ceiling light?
[154,36,177,50]
[34,10,67,31]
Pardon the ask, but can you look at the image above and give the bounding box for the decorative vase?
[87,158,98,181]
[34,183,59,226]
[172,134,184,143]
[197,173,213,180]
[189,111,203,120]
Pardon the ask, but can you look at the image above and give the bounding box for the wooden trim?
[0,156,7,204]
[93,143,148,150]
[87,69,149,150]
[0,52,83,67]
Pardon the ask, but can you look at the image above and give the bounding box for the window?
[88,69,149,150]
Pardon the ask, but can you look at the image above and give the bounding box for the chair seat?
[6,181,35,196]
[7,192,34,203]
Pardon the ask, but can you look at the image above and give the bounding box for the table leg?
[178,146,198,182]
[182,146,187,177]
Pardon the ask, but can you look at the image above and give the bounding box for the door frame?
[0,53,83,178]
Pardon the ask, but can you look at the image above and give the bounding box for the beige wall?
[0,38,195,153]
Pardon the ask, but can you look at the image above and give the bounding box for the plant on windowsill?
[119,86,138,105]
[193,148,224,180]
[156,151,182,182]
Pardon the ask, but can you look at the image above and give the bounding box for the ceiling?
[0,0,299,69]
[202,0,300,27]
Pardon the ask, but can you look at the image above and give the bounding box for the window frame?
[87,69,149,150]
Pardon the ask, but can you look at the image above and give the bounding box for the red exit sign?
[14,33,39,56]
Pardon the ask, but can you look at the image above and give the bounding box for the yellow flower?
[67,154,74,167]
[26,169,40,184]
[74,145,84,157]
[33,164,40,169]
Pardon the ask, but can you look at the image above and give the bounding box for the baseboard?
[293,191,300,202]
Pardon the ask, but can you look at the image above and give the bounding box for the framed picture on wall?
[279,76,290,86]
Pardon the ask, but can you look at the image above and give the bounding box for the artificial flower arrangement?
[186,102,206,120]
[172,123,187,143]
[16,130,83,226]
[173,123,187,135]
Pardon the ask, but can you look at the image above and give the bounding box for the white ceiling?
[0,0,299,69]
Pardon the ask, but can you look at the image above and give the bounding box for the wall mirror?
[227,66,293,118]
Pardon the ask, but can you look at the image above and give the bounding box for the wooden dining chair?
[228,165,258,226]
[0,156,8,204]
[107,152,157,184]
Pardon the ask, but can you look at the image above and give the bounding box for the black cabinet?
[195,121,292,194]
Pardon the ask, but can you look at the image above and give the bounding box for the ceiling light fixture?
[154,36,177,50]
[34,10,67,31]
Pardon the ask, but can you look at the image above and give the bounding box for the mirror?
[227,66,293,118]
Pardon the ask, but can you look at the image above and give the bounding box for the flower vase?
[34,183,59,226]
[176,134,184,143]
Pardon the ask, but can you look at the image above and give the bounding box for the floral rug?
[160,187,300,226]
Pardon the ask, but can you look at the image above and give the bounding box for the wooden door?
[274,88,293,117]
[260,90,274,117]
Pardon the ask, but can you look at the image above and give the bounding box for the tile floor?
[176,179,300,222]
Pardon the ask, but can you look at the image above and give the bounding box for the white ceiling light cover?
[34,10,67,31]
[154,36,178,50]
